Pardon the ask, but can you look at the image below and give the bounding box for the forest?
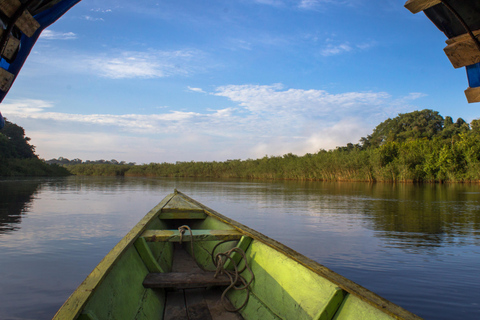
[0,119,70,177]
[64,109,480,183]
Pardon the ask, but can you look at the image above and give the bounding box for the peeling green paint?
[54,191,421,320]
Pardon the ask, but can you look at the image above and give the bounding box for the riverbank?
[0,158,71,177]
[65,135,480,183]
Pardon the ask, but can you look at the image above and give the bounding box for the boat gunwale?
[53,190,422,320]
[52,193,177,320]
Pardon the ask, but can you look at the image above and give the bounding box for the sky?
[1,0,479,164]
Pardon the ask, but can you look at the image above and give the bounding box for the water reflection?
[358,184,480,251]
[1,177,480,320]
[0,179,43,233]
[243,181,480,252]
[2,177,479,250]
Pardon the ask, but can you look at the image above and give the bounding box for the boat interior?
[160,242,244,320]
[57,192,420,320]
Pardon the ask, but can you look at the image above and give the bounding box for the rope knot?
[177,225,191,244]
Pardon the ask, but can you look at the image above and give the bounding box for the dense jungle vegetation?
[63,109,480,182]
[0,119,70,177]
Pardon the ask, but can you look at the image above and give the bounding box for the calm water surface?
[1,177,479,319]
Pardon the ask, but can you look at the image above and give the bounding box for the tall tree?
[0,119,37,159]
[362,109,444,147]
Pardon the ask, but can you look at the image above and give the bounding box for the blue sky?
[1,0,479,163]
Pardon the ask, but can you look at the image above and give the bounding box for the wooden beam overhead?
[0,29,19,60]
[444,31,480,68]
[0,67,14,92]
[446,30,480,46]
[465,86,480,103]
[404,0,442,14]
[0,0,40,37]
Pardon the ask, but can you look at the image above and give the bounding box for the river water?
[0,176,479,319]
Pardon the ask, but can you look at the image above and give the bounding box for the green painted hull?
[54,191,422,320]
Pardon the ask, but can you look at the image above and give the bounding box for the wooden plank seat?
[143,272,235,289]
[141,229,243,242]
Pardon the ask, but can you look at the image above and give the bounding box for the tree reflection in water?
[0,180,42,234]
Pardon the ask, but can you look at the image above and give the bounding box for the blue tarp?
[467,63,480,88]
[0,0,81,103]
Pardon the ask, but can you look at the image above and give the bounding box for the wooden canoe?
[53,190,422,320]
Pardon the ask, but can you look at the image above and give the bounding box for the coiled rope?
[214,246,254,312]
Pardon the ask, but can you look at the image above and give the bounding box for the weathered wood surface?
[161,192,206,219]
[165,244,243,320]
[173,191,423,320]
[445,30,480,45]
[160,210,207,219]
[141,229,243,242]
[200,288,244,320]
[143,272,232,289]
[0,68,14,92]
[0,0,40,37]
[166,287,243,320]
[224,236,253,271]
[185,299,213,320]
[52,194,175,320]
[404,0,441,14]
[444,31,480,68]
[0,29,19,60]
[315,287,347,320]
[164,291,188,320]
[465,86,480,103]
[134,237,164,273]
[54,191,421,320]
[171,243,201,273]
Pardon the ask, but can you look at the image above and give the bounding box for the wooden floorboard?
[163,244,243,320]
[164,290,188,320]
[144,272,232,289]
[171,243,204,273]
[201,288,244,320]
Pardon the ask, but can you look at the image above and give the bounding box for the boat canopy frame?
[0,0,81,103]
[405,0,480,103]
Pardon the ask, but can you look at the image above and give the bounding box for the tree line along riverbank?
[0,119,69,177]
[62,110,480,183]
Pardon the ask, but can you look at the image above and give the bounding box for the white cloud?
[91,8,112,13]
[299,0,323,9]
[86,50,200,79]
[40,30,77,40]
[4,85,422,162]
[1,99,54,114]
[226,38,253,51]
[213,83,389,116]
[27,49,203,79]
[88,55,164,79]
[356,41,376,50]
[83,15,104,22]
[188,87,206,93]
[320,43,352,56]
[254,0,284,6]
[320,40,376,56]
[298,0,359,10]
[87,51,197,79]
